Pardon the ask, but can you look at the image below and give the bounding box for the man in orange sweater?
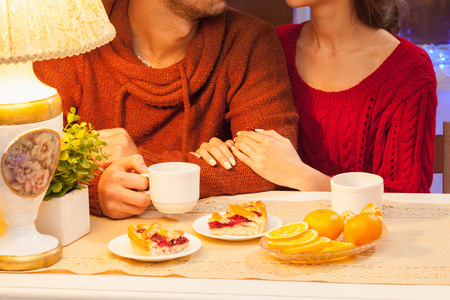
[34,0,298,219]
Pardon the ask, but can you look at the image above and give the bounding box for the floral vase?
[35,186,90,247]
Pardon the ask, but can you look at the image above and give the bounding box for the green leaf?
[75,129,86,139]
[51,182,63,193]
[67,113,75,124]
[56,161,67,172]
[59,150,69,161]
[82,162,91,169]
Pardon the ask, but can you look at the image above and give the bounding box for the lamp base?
[0,225,63,270]
[0,243,62,271]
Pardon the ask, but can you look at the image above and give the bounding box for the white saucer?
[193,213,282,241]
[108,233,201,262]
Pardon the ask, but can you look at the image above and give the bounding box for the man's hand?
[98,154,151,219]
[98,128,139,168]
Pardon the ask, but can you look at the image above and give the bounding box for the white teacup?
[331,172,383,215]
[142,162,200,214]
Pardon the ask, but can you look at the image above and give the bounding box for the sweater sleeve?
[373,63,437,193]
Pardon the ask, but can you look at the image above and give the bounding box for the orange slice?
[264,222,309,241]
[267,229,319,251]
[360,202,384,221]
[340,209,355,224]
[319,241,356,252]
[283,237,332,254]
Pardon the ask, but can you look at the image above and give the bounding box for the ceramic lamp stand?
[0,114,63,270]
[0,62,63,270]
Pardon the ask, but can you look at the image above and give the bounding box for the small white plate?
[108,233,201,262]
[193,213,282,241]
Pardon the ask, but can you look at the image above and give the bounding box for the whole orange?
[303,209,344,240]
[343,212,383,246]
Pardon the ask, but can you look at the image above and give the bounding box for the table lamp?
[0,0,115,271]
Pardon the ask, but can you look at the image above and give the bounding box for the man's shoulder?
[223,7,274,32]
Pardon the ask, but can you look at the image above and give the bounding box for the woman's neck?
[305,2,371,55]
[294,2,400,92]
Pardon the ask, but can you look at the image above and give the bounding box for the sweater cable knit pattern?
[276,22,437,193]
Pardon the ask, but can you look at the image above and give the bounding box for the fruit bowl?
[259,226,388,264]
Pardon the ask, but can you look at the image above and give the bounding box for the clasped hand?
[191,129,304,190]
[97,128,151,219]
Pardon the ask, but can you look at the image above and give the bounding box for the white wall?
[293,7,310,23]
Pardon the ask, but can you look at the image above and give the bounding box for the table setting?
[15,194,446,284]
[0,167,449,299]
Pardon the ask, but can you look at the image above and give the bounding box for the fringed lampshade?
[0,0,115,63]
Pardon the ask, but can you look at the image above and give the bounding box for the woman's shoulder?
[393,37,435,73]
[375,36,437,94]
[376,37,437,105]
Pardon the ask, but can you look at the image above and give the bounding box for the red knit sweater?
[277,22,437,193]
[34,1,298,216]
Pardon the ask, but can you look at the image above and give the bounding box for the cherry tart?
[208,201,267,236]
[127,223,189,256]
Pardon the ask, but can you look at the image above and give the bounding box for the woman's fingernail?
[209,158,217,166]
[230,156,236,166]
[224,161,232,170]
[231,146,235,151]
[236,131,241,136]
[190,151,201,158]
[255,129,265,132]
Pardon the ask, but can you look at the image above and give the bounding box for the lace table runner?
[24,198,450,285]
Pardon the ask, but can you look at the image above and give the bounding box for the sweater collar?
[284,22,409,108]
[99,0,225,107]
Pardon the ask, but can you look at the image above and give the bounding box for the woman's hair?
[353,0,409,34]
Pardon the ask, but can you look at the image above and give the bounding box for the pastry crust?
[208,201,267,236]
[127,223,189,256]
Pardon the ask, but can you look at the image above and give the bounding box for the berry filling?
[209,214,251,229]
[253,211,262,217]
[150,234,189,247]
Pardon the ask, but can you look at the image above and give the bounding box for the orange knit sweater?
[34,1,298,216]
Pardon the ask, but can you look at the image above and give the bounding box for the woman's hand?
[232,129,303,189]
[232,129,330,191]
[190,137,236,170]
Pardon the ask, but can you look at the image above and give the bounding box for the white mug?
[331,172,383,215]
[142,162,200,214]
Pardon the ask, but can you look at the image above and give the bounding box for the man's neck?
[128,0,199,69]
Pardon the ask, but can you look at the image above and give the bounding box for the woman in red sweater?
[198,0,438,193]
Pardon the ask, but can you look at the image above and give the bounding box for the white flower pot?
[35,187,90,246]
